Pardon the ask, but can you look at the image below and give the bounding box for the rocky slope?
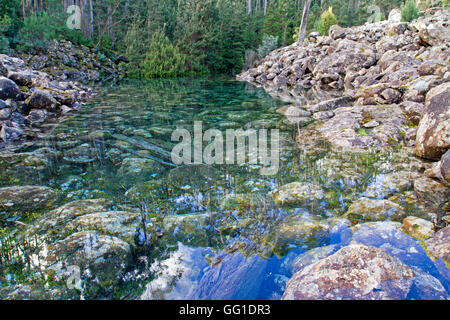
[238,8,450,300]
[0,40,124,148]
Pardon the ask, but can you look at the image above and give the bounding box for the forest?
[1,0,442,78]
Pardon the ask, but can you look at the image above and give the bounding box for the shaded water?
[1,78,444,299]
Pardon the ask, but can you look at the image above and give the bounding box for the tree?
[401,0,419,22]
[297,0,312,45]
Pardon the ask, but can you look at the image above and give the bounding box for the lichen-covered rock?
[415,82,450,160]
[0,185,56,213]
[272,182,325,206]
[344,197,406,222]
[282,243,415,300]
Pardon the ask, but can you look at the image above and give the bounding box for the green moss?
[357,128,369,136]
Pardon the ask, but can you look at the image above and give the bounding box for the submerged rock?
[282,243,415,300]
[0,185,56,213]
[344,197,406,222]
[403,216,435,240]
[272,182,324,206]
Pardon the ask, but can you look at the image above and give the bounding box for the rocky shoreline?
[238,8,450,300]
[0,40,124,148]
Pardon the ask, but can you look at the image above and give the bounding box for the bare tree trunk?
[247,0,252,15]
[21,0,26,21]
[89,0,94,38]
[297,0,312,45]
[263,0,268,16]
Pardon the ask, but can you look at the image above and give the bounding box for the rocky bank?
[0,40,124,148]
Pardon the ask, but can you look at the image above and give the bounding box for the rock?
[380,88,402,103]
[344,197,406,222]
[363,171,414,199]
[118,157,165,177]
[403,216,435,240]
[44,231,131,297]
[312,111,334,121]
[276,105,311,118]
[413,177,450,209]
[413,10,450,46]
[264,213,329,255]
[329,25,347,40]
[62,143,97,164]
[7,70,33,86]
[63,211,140,243]
[0,125,23,142]
[0,76,20,100]
[0,107,11,120]
[388,9,402,23]
[282,243,415,300]
[27,89,58,111]
[272,182,325,206]
[400,101,425,126]
[308,96,355,113]
[415,81,450,160]
[26,109,48,124]
[29,199,114,235]
[439,149,450,184]
[0,185,56,213]
[426,226,450,265]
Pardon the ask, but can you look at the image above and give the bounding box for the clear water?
[1,78,447,299]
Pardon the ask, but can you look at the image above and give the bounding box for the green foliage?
[0,14,11,52]
[316,7,339,36]
[257,35,279,58]
[401,0,420,22]
[140,29,188,78]
[15,11,92,53]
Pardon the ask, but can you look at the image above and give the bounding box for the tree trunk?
[89,0,94,38]
[247,0,252,15]
[263,0,268,16]
[297,0,312,45]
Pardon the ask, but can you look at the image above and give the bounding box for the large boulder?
[415,82,450,160]
[282,243,415,300]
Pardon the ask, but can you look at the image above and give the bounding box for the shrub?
[140,29,188,78]
[316,7,339,36]
[257,34,278,58]
[401,0,420,22]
